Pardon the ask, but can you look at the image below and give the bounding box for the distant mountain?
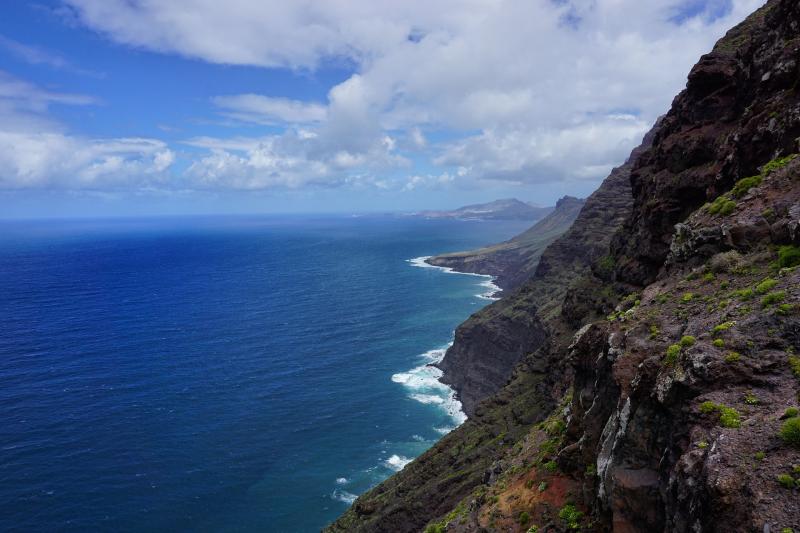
[425,196,585,290]
[416,198,553,221]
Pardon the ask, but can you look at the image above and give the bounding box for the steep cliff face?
[438,126,656,417]
[327,1,800,532]
[426,196,585,291]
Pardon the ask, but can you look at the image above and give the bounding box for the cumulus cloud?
[0,71,174,190]
[59,0,765,190]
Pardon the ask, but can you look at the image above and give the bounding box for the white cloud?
[60,0,765,189]
[0,71,174,190]
[211,94,327,124]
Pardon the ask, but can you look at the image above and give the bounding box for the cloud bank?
[0,0,767,192]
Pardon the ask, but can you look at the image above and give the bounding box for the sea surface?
[0,215,531,532]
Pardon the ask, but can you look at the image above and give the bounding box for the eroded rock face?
[613,0,800,286]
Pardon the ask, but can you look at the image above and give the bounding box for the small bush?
[762,290,786,307]
[649,324,660,339]
[719,406,741,428]
[755,451,766,461]
[780,417,800,448]
[680,335,696,347]
[755,278,778,294]
[712,321,735,334]
[665,344,681,365]
[544,460,558,472]
[538,481,548,492]
[703,272,715,282]
[777,304,794,316]
[713,339,725,348]
[697,441,709,449]
[777,473,796,489]
[784,407,799,418]
[725,352,741,363]
[558,504,584,530]
[778,245,800,269]
[735,288,754,300]
[762,154,797,174]
[789,356,800,378]
[681,292,695,303]
[744,392,759,405]
[731,175,762,198]
[708,195,737,216]
[700,401,718,414]
[519,511,530,526]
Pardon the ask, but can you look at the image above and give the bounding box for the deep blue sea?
[0,215,530,532]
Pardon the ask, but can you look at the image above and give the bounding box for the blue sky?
[0,0,764,218]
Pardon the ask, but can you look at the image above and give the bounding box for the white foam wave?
[384,454,413,472]
[407,256,501,300]
[332,489,357,504]
[434,426,455,434]
[391,344,467,426]
[335,477,348,485]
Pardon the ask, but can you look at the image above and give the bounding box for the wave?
[390,342,467,426]
[407,256,500,300]
[331,489,357,504]
[384,454,412,472]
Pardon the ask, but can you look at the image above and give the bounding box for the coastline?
[392,256,503,432]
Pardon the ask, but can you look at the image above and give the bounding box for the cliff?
[426,196,585,291]
[327,1,800,531]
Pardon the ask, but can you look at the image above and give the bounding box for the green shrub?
[713,339,725,348]
[744,392,759,405]
[681,292,695,303]
[725,352,741,363]
[778,245,800,268]
[700,401,718,414]
[777,304,794,316]
[731,175,762,198]
[697,441,709,449]
[777,473,796,489]
[755,451,766,461]
[665,344,681,365]
[708,195,737,216]
[703,272,715,282]
[712,321,735,334]
[789,356,800,378]
[649,324,660,339]
[755,278,778,294]
[780,417,800,448]
[719,406,741,428]
[544,460,558,472]
[538,481,548,492]
[425,525,445,533]
[519,511,530,526]
[762,154,797,174]
[756,278,778,294]
[680,335,696,347]
[735,288,754,300]
[784,407,799,418]
[558,504,584,530]
[762,290,786,307]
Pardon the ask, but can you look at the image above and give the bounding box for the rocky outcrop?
[426,196,585,291]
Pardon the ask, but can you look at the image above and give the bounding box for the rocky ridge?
[426,196,585,292]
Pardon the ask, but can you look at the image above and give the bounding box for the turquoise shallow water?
[0,214,530,532]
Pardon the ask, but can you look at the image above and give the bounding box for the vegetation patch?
[665,344,682,366]
[761,153,797,174]
[755,278,778,294]
[777,245,800,269]
[780,417,800,448]
[725,352,741,363]
[712,321,735,334]
[680,335,696,347]
[707,195,737,216]
[762,290,786,307]
[712,339,725,348]
[699,401,741,428]
[731,175,762,198]
[558,504,584,530]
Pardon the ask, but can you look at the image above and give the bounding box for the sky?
[0,0,767,218]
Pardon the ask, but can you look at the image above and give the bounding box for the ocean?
[0,214,530,532]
